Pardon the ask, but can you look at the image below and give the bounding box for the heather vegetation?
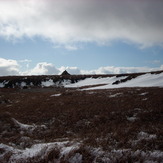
[0,72,163,162]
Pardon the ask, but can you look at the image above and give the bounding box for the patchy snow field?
[65,72,163,90]
[0,71,163,90]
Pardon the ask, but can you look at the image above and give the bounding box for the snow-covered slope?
[0,71,162,89]
[65,76,127,88]
[65,72,163,90]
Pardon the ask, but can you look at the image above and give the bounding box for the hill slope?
[0,70,163,89]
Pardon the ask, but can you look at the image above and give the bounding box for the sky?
[0,0,163,76]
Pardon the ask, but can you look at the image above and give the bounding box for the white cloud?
[0,0,163,47]
[16,63,163,76]
[81,66,163,75]
[0,58,162,76]
[59,66,81,75]
[0,58,20,76]
[23,62,60,75]
[65,45,78,51]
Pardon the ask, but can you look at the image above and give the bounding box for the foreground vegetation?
[0,85,163,162]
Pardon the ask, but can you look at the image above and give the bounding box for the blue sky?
[0,0,163,75]
[1,37,162,70]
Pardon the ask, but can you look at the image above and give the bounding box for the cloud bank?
[25,62,60,76]
[0,58,163,76]
[0,58,20,76]
[0,0,163,48]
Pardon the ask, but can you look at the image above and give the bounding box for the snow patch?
[109,93,122,98]
[127,112,138,122]
[20,82,26,87]
[12,118,46,131]
[132,132,157,147]
[0,141,80,163]
[0,83,4,88]
[65,76,127,88]
[0,81,8,88]
[41,79,71,87]
[62,79,71,86]
[50,93,61,97]
[68,153,82,163]
[127,116,137,122]
[142,98,148,101]
[0,142,163,162]
[90,147,163,162]
[140,92,148,96]
[137,132,157,141]
[65,72,163,90]
[41,79,54,87]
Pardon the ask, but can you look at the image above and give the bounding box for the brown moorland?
[0,73,163,162]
